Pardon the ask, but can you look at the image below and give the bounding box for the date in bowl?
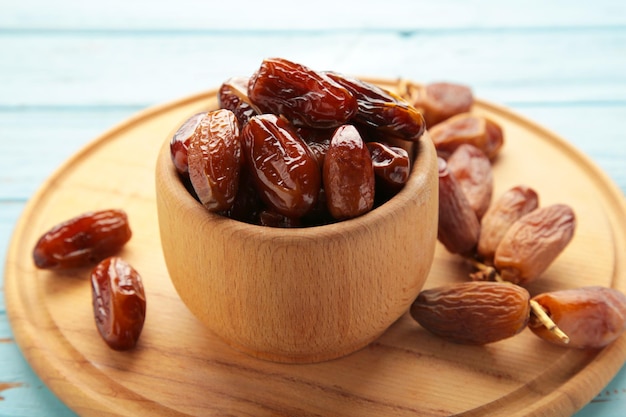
[155,128,439,363]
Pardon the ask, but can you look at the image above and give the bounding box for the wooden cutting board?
[5,79,626,417]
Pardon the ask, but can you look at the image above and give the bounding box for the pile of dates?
[33,209,146,351]
[31,57,626,355]
[170,57,427,227]
[401,79,626,349]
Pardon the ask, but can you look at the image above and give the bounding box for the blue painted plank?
[1,29,625,107]
[2,0,626,30]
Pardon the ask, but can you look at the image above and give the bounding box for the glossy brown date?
[91,256,146,351]
[247,57,357,129]
[218,76,258,128]
[529,287,626,349]
[33,209,132,269]
[170,112,206,176]
[411,281,530,345]
[366,141,411,189]
[323,125,375,220]
[187,109,242,212]
[326,72,425,142]
[241,114,321,218]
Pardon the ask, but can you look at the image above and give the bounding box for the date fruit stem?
[529,300,570,345]
[468,258,570,344]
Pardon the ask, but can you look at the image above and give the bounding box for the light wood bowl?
[155,130,439,363]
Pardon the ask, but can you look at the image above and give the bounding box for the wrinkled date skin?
[437,157,480,255]
[218,76,258,129]
[170,112,206,176]
[429,113,504,160]
[33,209,132,269]
[411,281,530,345]
[478,185,539,264]
[241,114,321,218]
[323,125,375,220]
[446,143,493,220]
[188,109,242,212]
[406,82,474,128]
[530,286,626,349]
[494,204,576,285]
[366,141,410,190]
[91,257,146,351]
[248,57,357,129]
[326,72,425,142]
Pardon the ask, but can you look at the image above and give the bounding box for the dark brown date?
[91,256,146,351]
[437,157,480,255]
[188,109,242,212]
[530,286,626,349]
[170,112,206,176]
[296,126,335,167]
[248,57,357,129]
[326,72,425,142]
[411,281,530,345]
[218,76,258,129]
[323,125,375,220]
[241,114,321,218]
[366,141,411,190]
[33,209,132,269]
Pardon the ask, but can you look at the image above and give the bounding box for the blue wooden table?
[1,1,626,415]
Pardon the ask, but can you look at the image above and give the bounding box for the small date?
[411,281,530,345]
[91,256,146,350]
[187,109,242,212]
[33,209,132,269]
[323,125,375,220]
[530,287,626,349]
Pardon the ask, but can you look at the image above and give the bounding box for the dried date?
[218,76,258,129]
[248,57,357,129]
[366,141,411,190]
[437,157,480,255]
[170,112,206,176]
[494,204,576,285]
[446,144,493,219]
[91,256,146,351]
[241,114,321,218]
[529,287,626,349]
[429,113,504,160]
[187,109,242,212]
[406,81,474,127]
[410,281,530,345]
[33,209,132,269]
[325,72,425,142]
[477,186,539,264]
[323,125,375,219]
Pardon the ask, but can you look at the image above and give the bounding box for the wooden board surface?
[5,80,626,417]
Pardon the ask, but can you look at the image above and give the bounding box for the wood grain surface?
[5,81,626,416]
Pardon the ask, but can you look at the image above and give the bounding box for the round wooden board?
[5,80,626,417]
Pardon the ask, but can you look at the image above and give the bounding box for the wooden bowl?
[155,130,439,363]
